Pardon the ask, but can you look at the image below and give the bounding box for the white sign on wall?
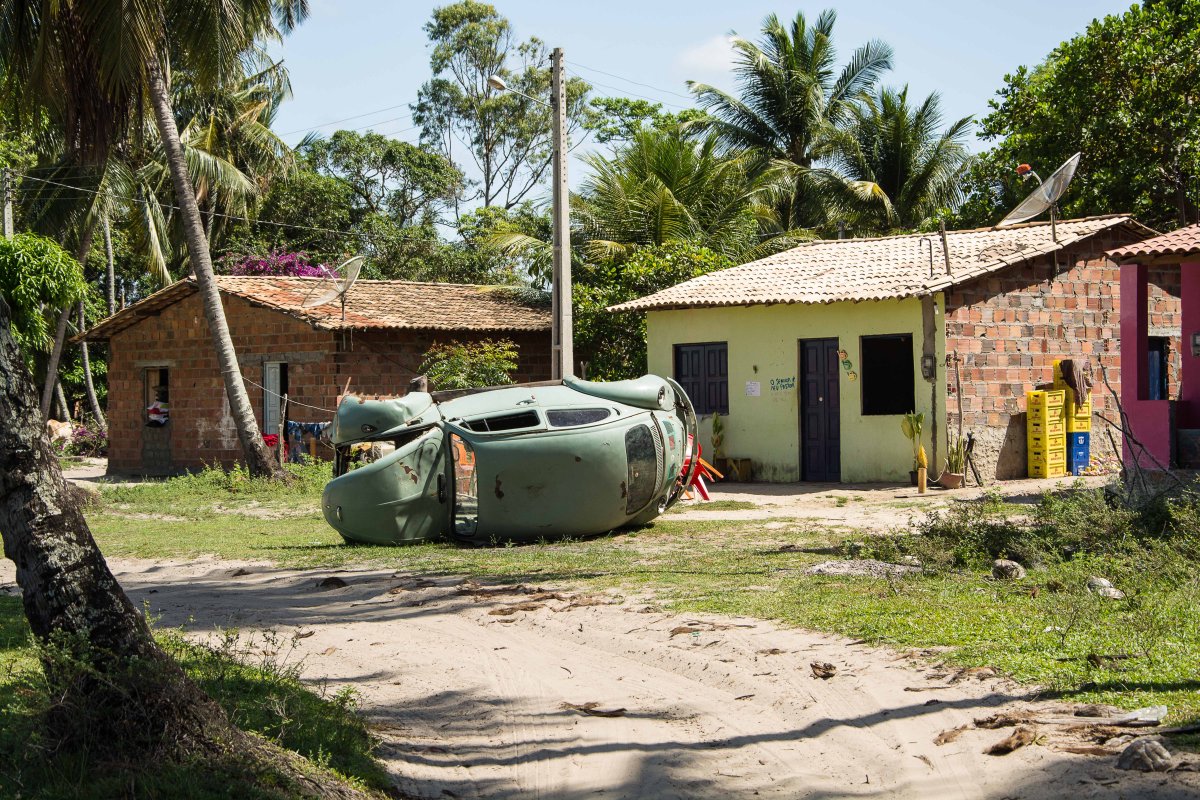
[744,381,761,397]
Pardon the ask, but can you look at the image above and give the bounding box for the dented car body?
[322,375,699,545]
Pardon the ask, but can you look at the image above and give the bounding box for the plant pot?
[909,470,918,487]
[940,471,964,490]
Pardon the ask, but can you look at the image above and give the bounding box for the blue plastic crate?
[1068,432,1090,449]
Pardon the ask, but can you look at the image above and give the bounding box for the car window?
[462,410,540,433]
[546,408,611,427]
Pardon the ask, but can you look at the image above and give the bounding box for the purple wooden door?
[799,338,841,481]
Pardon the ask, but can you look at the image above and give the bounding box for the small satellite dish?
[996,152,1081,229]
[301,255,365,309]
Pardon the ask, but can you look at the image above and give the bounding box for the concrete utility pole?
[2,168,13,239]
[550,47,574,379]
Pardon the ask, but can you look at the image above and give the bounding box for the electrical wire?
[16,172,370,240]
[240,374,337,414]
[277,100,417,136]
[566,59,694,101]
[566,69,694,111]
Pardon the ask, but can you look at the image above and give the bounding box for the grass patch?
[82,466,1200,729]
[0,599,389,799]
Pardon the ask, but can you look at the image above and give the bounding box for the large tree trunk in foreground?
[0,295,372,797]
[0,293,220,746]
[145,55,284,479]
[79,301,106,431]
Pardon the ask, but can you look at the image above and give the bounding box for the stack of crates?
[1053,360,1093,475]
[1027,389,1067,478]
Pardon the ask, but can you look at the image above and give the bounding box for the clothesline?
[240,375,337,414]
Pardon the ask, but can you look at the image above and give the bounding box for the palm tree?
[2,0,306,478]
[575,129,774,261]
[689,9,893,229]
[823,86,972,233]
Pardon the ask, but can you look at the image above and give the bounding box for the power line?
[565,69,693,112]
[16,172,368,240]
[567,59,695,102]
[277,100,416,136]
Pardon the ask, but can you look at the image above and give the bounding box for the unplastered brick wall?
[342,329,552,398]
[944,229,1181,479]
[107,291,554,474]
[106,292,336,473]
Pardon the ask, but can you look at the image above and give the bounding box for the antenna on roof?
[995,152,1082,242]
[301,255,364,347]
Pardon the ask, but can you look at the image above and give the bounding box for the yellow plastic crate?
[1052,360,1065,387]
[1028,418,1066,437]
[1030,462,1067,478]
[1067,415,1092,433]
[1029,447,1066,466]
[1028,389,1066,410]
[1028,433,1066,452]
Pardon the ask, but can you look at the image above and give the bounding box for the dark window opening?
[860,334,914,416]
[674,342,728,415]
[1148,337,1170,401]
[462,410,540,432]
[547,408,611,427]
[145,367,169,426]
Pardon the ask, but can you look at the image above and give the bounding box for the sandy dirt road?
[7,557,1188,800]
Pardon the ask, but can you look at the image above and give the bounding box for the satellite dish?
[301,256,365,308]
[995,152,1081,228]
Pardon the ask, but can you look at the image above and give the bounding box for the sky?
[268,0,1133,188]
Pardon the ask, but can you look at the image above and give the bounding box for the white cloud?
[672,35,738,89]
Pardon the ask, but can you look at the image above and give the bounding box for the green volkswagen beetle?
[321,375,699,546]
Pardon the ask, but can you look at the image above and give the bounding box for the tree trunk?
[55,380,70,421]
[103,214,116,317]
[145,55,284,479]
[40,307,72,420]
[79,301,106,431]
[0,292,227,751]
[40,226,97,420]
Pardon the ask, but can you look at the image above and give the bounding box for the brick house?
[612,215,1174,482]
[78,277,551,475]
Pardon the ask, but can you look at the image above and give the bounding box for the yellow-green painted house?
[610,215,1153,483]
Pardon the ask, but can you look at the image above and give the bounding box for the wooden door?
[799,338,841,481]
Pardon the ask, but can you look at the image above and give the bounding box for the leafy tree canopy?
[583,97,706,145]
[955,0,1200,230]
[420,337,518,389]
[0,233,86,350]
[574,242,732,380]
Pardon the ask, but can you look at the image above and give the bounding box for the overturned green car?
[321,375,699,546]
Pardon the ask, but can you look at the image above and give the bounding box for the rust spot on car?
[620,481,627,498]
[401,464,419,483]
[494,476,504,500]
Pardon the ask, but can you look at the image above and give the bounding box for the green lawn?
[79,464,1200,730]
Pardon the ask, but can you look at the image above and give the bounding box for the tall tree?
[412,0,590,211]
[825,86,972,233]
[689,9,893,230]
[956,0,1200,230]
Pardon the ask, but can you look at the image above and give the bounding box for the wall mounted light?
[921,354,937,380]
[1192,332,1200,358]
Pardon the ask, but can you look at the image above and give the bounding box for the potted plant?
[941,433,966,489]
[901,411,926,487]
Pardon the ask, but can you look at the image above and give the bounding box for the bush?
[420,338,518,390]
[66,420,108,457]
[220,250,326,278]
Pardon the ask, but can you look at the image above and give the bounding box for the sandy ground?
[5,556,1193,800]
[670,475,1113,530]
